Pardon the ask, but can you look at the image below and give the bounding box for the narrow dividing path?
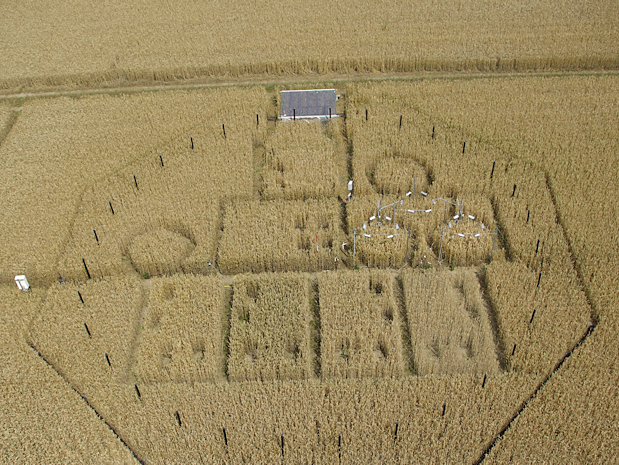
[29,344,145,464]
[1,69,617,102]
[475,321,596,464]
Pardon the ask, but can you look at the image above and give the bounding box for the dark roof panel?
[280,89,336,118]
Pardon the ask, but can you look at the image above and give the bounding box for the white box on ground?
[15,275,29,291]
[347,180,353,191]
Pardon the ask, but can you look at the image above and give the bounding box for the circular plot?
[128,228,195,276]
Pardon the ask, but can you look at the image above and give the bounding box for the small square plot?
[138,275,226,383]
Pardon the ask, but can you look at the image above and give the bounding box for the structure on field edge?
[280,89,337,120]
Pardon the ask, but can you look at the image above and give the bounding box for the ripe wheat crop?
[28,277,143,392]
[407,76,619,460]
[2,74,618,463]
[346,80,593,379]
[138,275,226,383]
[0,87,270,286]
[401,268,499,376]
[261,119,348,200]
[0,285,138,464]
[218,198,346,274]
[1,0,617,91]
[394,75,619,321]
[319,270,404,379]
[90,373,539,464]
[227,273,313,382]
[483,259,591,374]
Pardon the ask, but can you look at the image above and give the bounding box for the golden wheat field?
[1,3,618,462]
[1,0,619,91]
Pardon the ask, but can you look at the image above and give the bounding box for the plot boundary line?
[28,343,146,464]
[475,321,596,464]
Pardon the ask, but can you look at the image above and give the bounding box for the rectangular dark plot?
[280,89,336,119]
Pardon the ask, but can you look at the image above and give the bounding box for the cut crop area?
[261,118,348,200]
[319,270,404,379]
[401,268,499,376]
[228,273,313,381]
[28,277,143,391]
[218,198,346,273]
[138,275,226,383]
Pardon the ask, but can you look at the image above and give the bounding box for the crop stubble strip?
[310,277,322,378]
[479,273,509,371]
[28,343,145,464]
[395,273,416,374]
[125,282,151,384]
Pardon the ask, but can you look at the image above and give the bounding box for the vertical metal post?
[438,226,445,262]
[405,229,410,265]
[377,200,381,218]
[353,228,356,265]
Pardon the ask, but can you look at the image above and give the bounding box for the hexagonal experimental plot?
[401,268,500,375]
[319,270,404,379]
[227,273,313,382]
[138,275,226,383]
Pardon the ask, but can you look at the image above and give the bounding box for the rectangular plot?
[138,275,226,383]
[218,199,346,274]
[402,268,500,376]
[319,270,404,379]
[261,119,347,200]
[227,273,313,382]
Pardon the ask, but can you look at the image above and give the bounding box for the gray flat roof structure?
[280,89,337,120]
